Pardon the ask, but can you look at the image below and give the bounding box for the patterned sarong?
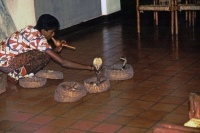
[0,50,50,81]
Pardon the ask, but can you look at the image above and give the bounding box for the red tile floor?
[1,12,200,132]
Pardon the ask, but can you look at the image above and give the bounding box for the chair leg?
[175,0,178,34]
[137,11,140,34]
[136,0,140,33]
[171,0,174,34]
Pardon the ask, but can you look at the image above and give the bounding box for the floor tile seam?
[19,95,81,117]
[29,95,59,108]
[124,92,177,123]
[20,99,83,120]
[114,124,149,133]
[133,50,175,76]
[59,127,86,133]
[128,108,170,132]
[77,100,118,117]
[154,105,189,125]
[81,119,123,133]
[173,77,199,92]
[1,120,23,132]
[61,125,96,133]
[33,116,80,132]
[95,105,156,130]
[167,53,200,74]
[20,104,62,117]
[144,98,189,128]
[13,94,52,106]
[99,93,162,121]
[1,103,48,118]
[135,57,189,90]
[14,84,53,97]
[0,110,25,122]
[166,58,200,91]
[20,115,58,128]
[78,112,113,125]
[8,122,43,133]
[5,108,58,125]
[77,99,126,123]
[0,90,17,102]
[57,101,119,133]
[1,117,45,132]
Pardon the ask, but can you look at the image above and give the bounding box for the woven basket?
[19,77,47,88]
[35,70,63,79]
[0,82,6,94]
[104,64,134,80]
[54,82,87,102]
[84,77,110,93]
[0,72,6,94]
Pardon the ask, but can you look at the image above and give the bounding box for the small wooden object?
[52,37,75,50]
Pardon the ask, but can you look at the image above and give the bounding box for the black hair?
[34,14,60,31]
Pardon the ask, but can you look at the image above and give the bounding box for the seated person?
[0,14,94,84]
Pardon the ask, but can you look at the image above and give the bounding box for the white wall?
[4,0,36,30]
[0,0,121,40]
[34,0,102,29]
[101,0,121,15]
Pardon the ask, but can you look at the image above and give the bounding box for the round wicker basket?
[104,64,134,80]
[84,77,110,93]
[19,77,47,88]
[35,70,63,79]
[54,82,87,102]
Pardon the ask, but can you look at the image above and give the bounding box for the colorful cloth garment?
[0,26,52,67]
[4,50,50,81]
[0,26,52,81]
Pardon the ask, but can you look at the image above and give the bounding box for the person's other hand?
[52,37,67,46]
[54,46,63,53]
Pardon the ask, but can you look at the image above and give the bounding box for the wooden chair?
[183,0,200,26]
[136,0,176,34]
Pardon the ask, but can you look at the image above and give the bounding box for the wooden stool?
[153,122,200,133]
[189,92,200,119]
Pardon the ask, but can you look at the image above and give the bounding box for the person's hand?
[52,37,66,46]
[52,38,68,52]
[54,46,63,53]
[52,37,75,50]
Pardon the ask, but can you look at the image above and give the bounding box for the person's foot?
[7,75,18,84]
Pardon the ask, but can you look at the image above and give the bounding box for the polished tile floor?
[1,12,200,133]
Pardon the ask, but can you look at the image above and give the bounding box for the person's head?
[35,14,60,40]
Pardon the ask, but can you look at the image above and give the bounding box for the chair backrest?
[159,0,171,5]
[159,0,182,5]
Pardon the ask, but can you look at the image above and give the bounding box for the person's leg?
[22,50,50,74]
[0,50,50,84]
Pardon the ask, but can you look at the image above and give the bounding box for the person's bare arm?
[45,49,93,70]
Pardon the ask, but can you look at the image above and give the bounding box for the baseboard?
[56,11,121,38]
